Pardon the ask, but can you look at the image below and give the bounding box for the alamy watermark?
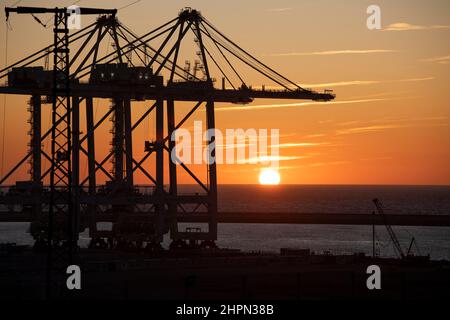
[366,265,381,290]
[170,121,280,169]
[366,5,381,30]
[67,5,81,30]
[66,264,81,290]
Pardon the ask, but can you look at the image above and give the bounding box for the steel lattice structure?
[0,7,335,259]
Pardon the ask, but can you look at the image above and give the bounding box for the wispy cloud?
[335,116,449,135]
[268,49,397,57]
[278,142,327,148]
[422,55,450,64]
[273,160,351,169]
[258,77,433,90]
[346,90,413,100]
[336,124,407,135]
[305,80,380,88]
[336,120,363,127]
[303,133,326,138]
[309,161,350,167]
[216,141,327,150]
[215,98,393,112]
[382,77,434,83]
[276,165,305,171]
[243,155,305,164]
[223,164,306,173]
[303,77,434,89]
[337,116,448,127]
[266,8,292,12]
[380,116,448,123]
[359,157,392,161]
[382,23,450,32]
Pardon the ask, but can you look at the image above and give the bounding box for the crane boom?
[5,6,117,17]
[373,198,405,258]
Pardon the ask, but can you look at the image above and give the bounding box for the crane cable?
[10,0,22,6]
[202,25,292,90]
[2,0,23,178]
[201,17,303,91]
[1,21,10,178]
[31,14,47,28]
[118,0,143,11]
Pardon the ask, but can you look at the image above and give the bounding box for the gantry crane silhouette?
[373,198,421,259]
[0,6,335,295]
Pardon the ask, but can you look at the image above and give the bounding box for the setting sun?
[259,169,281,185]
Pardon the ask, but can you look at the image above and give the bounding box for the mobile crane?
[373,198,428,261]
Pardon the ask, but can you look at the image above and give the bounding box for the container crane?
[373,198,425,260]
[0,6,336,296]
[373,198,405,258]
[5,5,117,299]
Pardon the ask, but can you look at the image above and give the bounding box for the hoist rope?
[1,23,9,177]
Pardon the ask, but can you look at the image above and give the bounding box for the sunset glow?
[259,169,281,185]
[0,0,449,185]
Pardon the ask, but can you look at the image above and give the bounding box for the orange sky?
[0,0,449,185]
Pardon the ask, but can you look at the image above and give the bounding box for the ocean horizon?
[1,185,449,259]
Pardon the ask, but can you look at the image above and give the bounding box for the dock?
[0,211,449,226]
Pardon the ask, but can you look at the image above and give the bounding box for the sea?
[1,185,449,260]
